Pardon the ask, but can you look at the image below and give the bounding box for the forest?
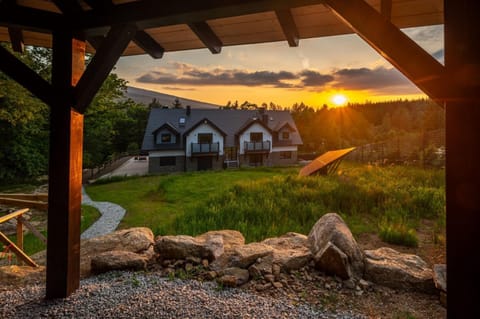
[0,44,445,184]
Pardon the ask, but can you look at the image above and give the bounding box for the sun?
[332,94,348,107]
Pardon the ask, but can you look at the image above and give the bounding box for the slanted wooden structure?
[0,0,478,316]
[299,147,355,176]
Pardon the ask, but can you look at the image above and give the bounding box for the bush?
[379,220,419,247]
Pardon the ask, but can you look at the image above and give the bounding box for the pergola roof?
[0,0,443,57]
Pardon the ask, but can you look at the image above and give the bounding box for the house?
[141,108,303,173]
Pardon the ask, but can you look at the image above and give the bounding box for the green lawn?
[86,164,445,245]
[86,167,297,230]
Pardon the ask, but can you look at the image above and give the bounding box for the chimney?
[258,107,268,124]
[186,105,191,116]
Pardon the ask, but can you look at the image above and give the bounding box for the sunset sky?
[115,25,443,108]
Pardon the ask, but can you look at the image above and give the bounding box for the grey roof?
[142,109,303,151]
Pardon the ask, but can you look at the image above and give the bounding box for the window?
[281,131,290,140]
[161,133,172,143]
[179,117,186,126]
[198,133,213,144]
[280,151,292,159]
[160,157,176,166]
[250,132,263,142]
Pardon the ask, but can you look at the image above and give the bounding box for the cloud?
[136,63,419,94]
[333,66,416,94]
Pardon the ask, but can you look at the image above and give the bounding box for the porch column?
[445,0,480,317]
[46,31,85,299]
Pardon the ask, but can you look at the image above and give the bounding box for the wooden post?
[46,31,85,299]
[445,0,480,317]
[16,217,23,265]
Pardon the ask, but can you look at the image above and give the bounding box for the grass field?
[86,163,445,245]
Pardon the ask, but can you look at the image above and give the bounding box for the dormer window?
[282,131,290,140]
[161,133,172,143]
[179,117,186,126]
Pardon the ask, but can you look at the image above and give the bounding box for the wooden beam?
[83,0,164,59]
[74,24,136,113]
[323,0,450,104]
[46,31,85,299]
[8,27,24,53]
[0,3,63,33]
[445,1,480,317]
[0,45,55,106]
[188,21,222,54]
[52,0,83,16]
[133,30,165,59]
[275,9,299,47]
[0,232,38,267]
[74,0,323,31]
[381,0,392,20]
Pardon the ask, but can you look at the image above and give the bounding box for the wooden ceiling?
[0,0,443,58]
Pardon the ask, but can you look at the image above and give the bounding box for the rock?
[0,265,45,287]
[91,251,148,274]
[218,267,250,287]
[212,242,273,270]
[154,234,224,262]
[248,254,273,278]
[364,247,435,293]
[262,233,312,271]
[308,213,364,279]
[433,264,446,292]
[196,230,245,250]
[344,278,356,289]
[31,227,154,277]
[264,274,275,283]
[272,282,283,289]
[316,241,351,279]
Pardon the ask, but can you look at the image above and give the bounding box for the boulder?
[155,234,224,261]
[218,267,250,287]
[316,241,351,279]
[433,264,446,292]
[91,251,148,274]
[31,227,154,277]
[308,213,364,278]
[262,232,312,271]
[364,247,435,293]
[211,242,273,270]
[0,265,45,287]
[196,230,245,250]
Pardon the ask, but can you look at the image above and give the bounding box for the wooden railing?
[0,208,40,267]
[0,193,48,210]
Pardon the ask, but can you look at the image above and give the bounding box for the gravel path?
[0,271,366,319]
[81,187,126,239]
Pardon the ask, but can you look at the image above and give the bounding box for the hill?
[125,86,220,109]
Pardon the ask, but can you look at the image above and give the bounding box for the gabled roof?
[183,118,227,137]
[236,118,273,136]
[274,121,296,132]
[141,108,303,151]
[152,122,180,135]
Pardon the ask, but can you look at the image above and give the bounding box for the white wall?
[185,123,224,157]
[272,146,297,152]
[238,123,272,155]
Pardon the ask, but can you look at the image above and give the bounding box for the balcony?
[244,141,271,153]
[191,142,220,157]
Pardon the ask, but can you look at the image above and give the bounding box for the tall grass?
[155,164,445,243]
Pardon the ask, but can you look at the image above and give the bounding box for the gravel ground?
[0,271,366,319]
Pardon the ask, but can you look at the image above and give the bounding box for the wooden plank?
[133,30,165,59]
[16,218,24,252]
[188,21,222,54]
[275,9,299,47]
[18,216,47,244]
[323,0,450,104]
[0,198,48,210]
[0,208,29,224]
[0,45,55,106]
[0,193,48,201]
[381,0,392,20]
[0,232,38,267]
[74,24,137,113]
[46,31,86,299]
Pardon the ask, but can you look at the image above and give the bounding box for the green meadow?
[86,163,445,246]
